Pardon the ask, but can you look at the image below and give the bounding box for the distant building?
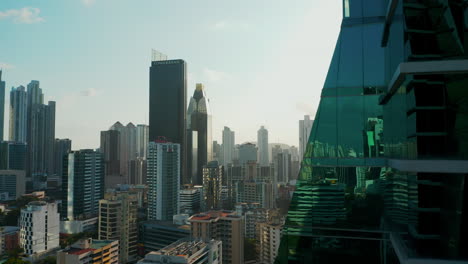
[238,143,257,165]
[212,141,222,162]
[222,127,235,166]
[61,150,104,221]
[0,71,4,141]
[20,201,60,256]
[9,85,28,143]
[109,122,137,181]
[0,226,20,255]
[257,126,269,166]
[149,53,187,184]
[0,141,27,170]
[53,139,71,178]
[179,185,203,215]
[139,221,190,254]
[189,211,244,264]
[298,115,313,159]
[235,181,275,209]
[60,217,98,235]
[129,158,147,185]
[57,238,119,264]
[99,192,138,264]
[203,161,224,210]
[147,141,180,221]
[100,129,124,188]
[187,83,213,185]
[136,124,149,159]
[0,170,26,201]
[276,150,291,183]
[138,239,222,264]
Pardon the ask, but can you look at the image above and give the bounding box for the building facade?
[238,143,257,165]
[298,115,313,160]
[138,221,190,254]
[147,141,180,221]
[98,192,138,264]
[53,138,71,178]
[0,141,27,170]
[0,170,26,201]
[187,83,213,185]
[20,201,60,256]
[257,126,269,166]
[9,85,28,143]
[57,238,119,264]
[0,70,4,141]
[277,0,468,263]
[222,127,235,166]
[189,211,244,264]
[203,161,224,210]
[149,53,187,184]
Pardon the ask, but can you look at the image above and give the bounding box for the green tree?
[244,238,258,261]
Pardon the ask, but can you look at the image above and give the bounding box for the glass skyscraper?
[0,70,5,141]
[149,53,187,184]
[277,0,468,263]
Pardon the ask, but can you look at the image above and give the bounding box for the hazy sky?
[0,0,342,149]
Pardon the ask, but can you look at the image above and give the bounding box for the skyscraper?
[0,141,27,170]
[136,124,149,159]
[100,129,123,188]
[147,141,180,221]
[187,83,213,185]
[149,51,187,183]
[26,81,56,179]
[0,70,5,141]
[222,127,235,166]
[238,143,257,165]
[257,126,269,166]
[278,1,468,263]
[61,149,104,220]
[9,86,27,143]
[298,115,313,160]
[109,121,137,180]
[202,161,224,210]
[53,138,71,178]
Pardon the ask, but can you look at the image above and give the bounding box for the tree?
[37,256,56,264]
[244,238,258,261]
[4,258,30,264]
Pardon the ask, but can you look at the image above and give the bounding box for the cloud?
[0,62,15,70]
[210,20,250,31]
[203,68,230,82]
[0,7,44,24]
[81,0,96,7]
[80,88,99,97]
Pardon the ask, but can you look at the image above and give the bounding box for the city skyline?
[0,0,342,149]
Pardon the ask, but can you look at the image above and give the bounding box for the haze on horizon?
[0,0,342,149]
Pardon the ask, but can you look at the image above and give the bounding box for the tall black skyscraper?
[0,70,5,141]
[149,51,187,183]
[187,83,212,184]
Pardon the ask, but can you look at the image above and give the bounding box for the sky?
[0,0,342,150]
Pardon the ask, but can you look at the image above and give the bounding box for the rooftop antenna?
[151,49,168,62]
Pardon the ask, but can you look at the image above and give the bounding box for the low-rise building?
[0,226,20,255]
[60,217,98,234]
[258,219,283,264]
[57,238,118,264]
[138,221,190,254]
[138,239,222,264]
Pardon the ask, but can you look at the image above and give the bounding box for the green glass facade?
[277,0,468,263]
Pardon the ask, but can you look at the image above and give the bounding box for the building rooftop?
[189,210,239,221]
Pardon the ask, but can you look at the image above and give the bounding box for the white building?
[222,127,235,166]
[138,239,222,264]
[257,126,269,166]
[179,186,202,215]
[299,115,313,160]
[20,201,60,256]
[258,220,283,264]
[147,141,180,221]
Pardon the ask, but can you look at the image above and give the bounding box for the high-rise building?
[138,221,190,254]
[189,211,244,264]
[20,201,60,256]
[129,158,147,185]
[138,239,222,264]
[61,149,104,220]
[9,85,27,143]
[0,70,4,141]
[202,161,224,210]
[100,129,124,188]
[0,141,27,170]
[258,218,283,264]
[147,141,180,221]
[278,1,468,263]
[179,185,202,215]
[26,80,56,179]
[235,181,275,209]
[149,51,187,183]
[187,83,213,185]
[53,139,71,178]
[257,126,269,166]
[109,122,137,180]
[238,143,257,165]
[276,150,291,183]
[222,127,235,166]
[298,115,313,160]
[57,238,119,264]
[0,170,26,200]
[186,129,198,184]
[212,140,222,162]
[99,192,138,264]
[136,124,149,159]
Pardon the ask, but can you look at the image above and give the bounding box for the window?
[344,0,350,17]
